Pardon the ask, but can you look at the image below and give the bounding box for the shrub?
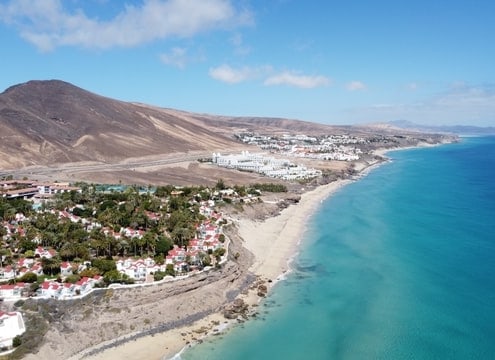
[153,271,166,281]
[13,335,22,347]
[13,299,24,308]
[79,267,101,278]
[251,183,287,193]
[213,248,226,257]
[64,274,81,284]
[19,272,38,283]
[92,259,116,273]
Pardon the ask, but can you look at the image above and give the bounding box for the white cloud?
[230,33,251,56]
[0,0,252,51]
[160,47,189,69]
[209,66,330,89]
[264,72,330,89]
[208,64,262,83]
[346,81,366,91]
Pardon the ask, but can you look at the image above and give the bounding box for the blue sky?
[1,0,494,126]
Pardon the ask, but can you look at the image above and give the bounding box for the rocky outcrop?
[223,298,249,320]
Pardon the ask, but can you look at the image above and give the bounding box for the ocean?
[180,136,495,360]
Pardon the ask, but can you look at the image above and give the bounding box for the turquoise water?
[181,137,495,360]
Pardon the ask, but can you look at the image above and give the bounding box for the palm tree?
[117,239,130,257]
[142,232,157,256]
[3,206,16,223]
[172,227,194,248]
[41,257,61,276]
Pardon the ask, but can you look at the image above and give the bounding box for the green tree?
[154,185,175,198]
[165,263,175,277]
[171,226,194,248]
[19,239,37,253]
[154,254,164,265]
[213,247,226,262]
[234,185,247,197]
[2,205,16,222]
[215,179,226,190]
[41,257,61,276]
[168,196,184,212]
[199,252,211,267]
[65,274,81,283]
[153,271,166,281]
[92,259,116,273]
[141,232,157,255]
[103,270,134,285]
[103,269,123,284]
[155,236,173,256]
[19,272,38,283]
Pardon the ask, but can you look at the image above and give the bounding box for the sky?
[1,0,494,127]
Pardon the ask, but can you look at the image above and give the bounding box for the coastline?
[24,142,452,360]
[75,180,353,360]
[27,142,453,360]
[236,179,353,283]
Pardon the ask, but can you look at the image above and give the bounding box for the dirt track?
[1,151,275,186]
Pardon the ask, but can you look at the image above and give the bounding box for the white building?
[0,311,26,349]
[212,151,321,180]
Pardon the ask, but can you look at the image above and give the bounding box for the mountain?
[386,120,495,135]
[0,80,243,168]
[0,80,354,170]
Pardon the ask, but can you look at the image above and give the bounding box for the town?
[235,132,367,161]
[210,133,378,181]
[0,178,271,352]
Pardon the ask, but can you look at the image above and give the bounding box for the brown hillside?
[0,80,246,168]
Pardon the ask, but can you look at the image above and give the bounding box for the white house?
[0,266,16,280]
[39,281,62,298]
[0,283,27,299]
[34,246,56,259]
[116,257,161,280]
[60,262,73,277]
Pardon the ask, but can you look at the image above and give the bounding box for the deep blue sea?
[180,136,495,360]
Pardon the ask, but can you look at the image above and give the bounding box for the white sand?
[238,180,352,282]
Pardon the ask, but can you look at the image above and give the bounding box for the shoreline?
[27,143,448,360]
[75,179,354,360]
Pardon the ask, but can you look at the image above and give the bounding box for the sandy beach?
[72,180,351,360]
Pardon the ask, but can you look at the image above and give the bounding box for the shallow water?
[181,136,495,360]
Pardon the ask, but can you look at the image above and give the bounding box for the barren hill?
[0,80,254,169]
[1,80,377,169]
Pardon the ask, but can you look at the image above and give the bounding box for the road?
[1,152,213,180]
